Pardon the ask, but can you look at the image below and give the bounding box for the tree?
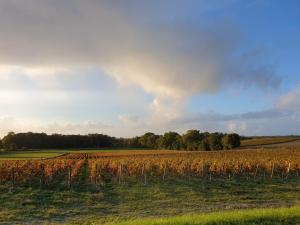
[0,131,241,151]
[222,133,241,149]
[198,138,210,151]
[2,132,15,150]
[208,133,223,150]
[182,130,203,151]
[158,132,182,150]
[139,132,159,149]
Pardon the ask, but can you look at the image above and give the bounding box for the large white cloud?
[0,1,280,100]
[0,0,284,136]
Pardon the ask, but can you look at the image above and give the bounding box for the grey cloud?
[161,107,293,135]
[172,109,286,125]
[0,0,281,101]
[276,85,300,112]
[227,46,282,90]
[239,109,288,120]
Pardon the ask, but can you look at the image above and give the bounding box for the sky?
[0,0,299,137]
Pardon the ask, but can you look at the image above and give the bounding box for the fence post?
[118,164,122,184]
[254,164,259,180]
[286,162,291,179]
[68,166,72,189]
[163,165,166,181]
[270,163,274,179]
[12,168,15,189]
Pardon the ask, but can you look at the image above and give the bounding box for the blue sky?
[0,0,299,137]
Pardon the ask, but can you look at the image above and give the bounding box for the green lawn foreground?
[0,177,299,224]
[102,207,300,225]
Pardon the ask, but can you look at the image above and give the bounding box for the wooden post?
[141,164,144,183]
[118,164,122,184]
[95,164,98,185]
[286,162,291,179]
[163,165,166,181]
[12,168,15,189]
[142,164,147,185]
[254,164,259,180]
[270,163,274,179]
[68,166,72,189]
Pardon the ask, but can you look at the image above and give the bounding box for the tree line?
[0,130,240,151]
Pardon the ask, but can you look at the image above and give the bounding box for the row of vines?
[0,148,299,188]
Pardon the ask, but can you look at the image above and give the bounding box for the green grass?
[102,207,300,225]
[0,177,299,224]
[0,149,148,160]
[0,150,64,160]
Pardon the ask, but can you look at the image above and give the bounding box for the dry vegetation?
[1,148,299,188]
[0,146,299,224]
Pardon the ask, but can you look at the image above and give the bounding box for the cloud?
[0,117,18,136]
[227,121,248,133]
[0,1,280,103]
[1,86,299,137]
[276,85,300,112]
[0,116,113,137]
[0,1,286,136]
[118,115,140,124]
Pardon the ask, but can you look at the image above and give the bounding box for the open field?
[1,136,300,160]
[0,149,157,160]
[0,140,300,224]
[1,0,298,224]
[1,148,299,188]
[0,150,65,160]
[104,207,300,225]
[0,145,299,224]
[0,135,299,161]
[241,136,300,148]
[0,177,299,224]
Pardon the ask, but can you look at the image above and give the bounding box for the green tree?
[198,137,210,151]
[208,133,223,150]
[222,133,241,149]
[182,130,203,151]
[158,132,182,150]
[139,132,159,149]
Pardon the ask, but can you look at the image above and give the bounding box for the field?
[0,149,148,160]
[0,171,299,224]
[1,136,299,160]
[106,207,300,225]
[241,136,300,148]
[0,138,300,224]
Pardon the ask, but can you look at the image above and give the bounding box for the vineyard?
[1,148,300,189]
